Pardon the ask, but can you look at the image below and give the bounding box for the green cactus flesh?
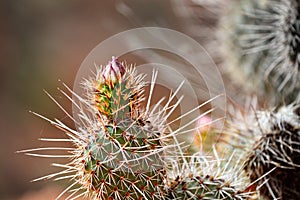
[70,57,166,199]
[78,113,165,199]
[166,175,245,200]
[94,80,138,120]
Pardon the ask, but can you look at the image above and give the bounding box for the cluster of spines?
[218,0,271,99]
[223,102,300,199]
[241,0,300,103]
[163,149,256,200]
[165,172,248,200]
[219,1,300,198]
[75,125,165,199]
[245,104,300,199]
[220,0,300,104]
[86,57,145,120]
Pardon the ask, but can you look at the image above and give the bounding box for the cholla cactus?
[223,102,300,199]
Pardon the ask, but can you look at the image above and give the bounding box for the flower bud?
[102,56,125,83]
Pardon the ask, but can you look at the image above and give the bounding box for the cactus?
[219,0,271,100]
[16,1,300,199]
[241,0,300,104]
[20,56,262,200]
[76,57,167,199]
[21,57,231,200]
[219,1,300,197]
[164,147,257,200]
[87,56,140,120]
[20,57,173,199]
[223,102,300,199]
[220,0,300,104]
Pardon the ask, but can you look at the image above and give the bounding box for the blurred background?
[1,0,230,199]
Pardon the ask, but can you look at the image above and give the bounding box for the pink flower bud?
[196,115,212,133]
[193,115,212,150]
[102,56,125,83]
